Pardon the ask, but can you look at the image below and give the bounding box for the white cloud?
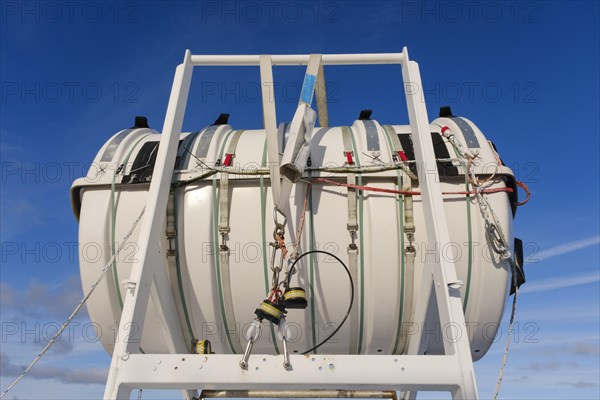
[521,270,600,294]
[557,380,599,389]
[534,235,600,262]
[0,276,84,321]
[543,342,600,357]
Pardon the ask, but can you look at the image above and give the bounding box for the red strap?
[223,153,233,167]
[397,151,408,162]
[345,151,354,165]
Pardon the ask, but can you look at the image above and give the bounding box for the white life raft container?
[71,115,518,361]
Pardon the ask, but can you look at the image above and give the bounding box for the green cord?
[348,130,365,354]
[212,130,237,353]
[110,134,151,308]
[260,138,280,354]
[109,132,152,355]
[381,126,406,355]
[463,174,473,312]
[307,170,318,353]
[173,188,195,340]
[448,140,473,312]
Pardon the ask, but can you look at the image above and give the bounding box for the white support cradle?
[103,49,479,400]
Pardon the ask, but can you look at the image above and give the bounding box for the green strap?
[307,169,317,353]
[382,126,407,354]
[225,129,245,158]
[173,188,195,341]
[448,141,473,312]
[110,134,152,309]
[109,133,152,355]
[347,128,365,354]
[260,138,280,354]
[341,126,359,354]
[212,129,239,353]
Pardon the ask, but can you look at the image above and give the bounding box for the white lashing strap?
[278,54,322,217]
[218,130,245,354]
[399,156,415,355]
[341,126,359,354]
[383,125,417,180]
[259,55,282,208]
[219,129,245,242]
[400,168,416,355]
[316,63,329,127]
[383,124,416,355]
[165,190,193,349]
[382,127,416,238]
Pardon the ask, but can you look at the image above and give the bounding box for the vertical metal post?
[400,47,478,399]
[104,50,195,400]
[316,64,329,127]
[259,55,281,205]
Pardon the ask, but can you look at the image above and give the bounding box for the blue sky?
[1,0,599,399]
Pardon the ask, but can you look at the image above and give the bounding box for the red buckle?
[345,151,354,165]
[398,151,408,162]
[223,153,233,167]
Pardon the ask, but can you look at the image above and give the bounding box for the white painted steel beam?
[110,354,463,394]
[191,53,405,66]
[400,48,478,399]
[104,50,195,400]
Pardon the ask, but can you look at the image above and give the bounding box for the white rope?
[442,125,519,398]
[493,273,518,400]
[0,207,146,399]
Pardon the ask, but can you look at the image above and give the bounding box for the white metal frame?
[103,49,478,400]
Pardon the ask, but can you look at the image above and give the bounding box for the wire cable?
[0,207,146,399]
[284,250,354,355]
[492,260,519,400]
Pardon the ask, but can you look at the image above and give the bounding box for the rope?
[311,177,515,197]
[290,183,312,259]
[440,124,523,398]
[0,207,146,399]
[493,262,519,399]
[515,180,531,206]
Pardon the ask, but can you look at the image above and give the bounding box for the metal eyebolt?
[240,319,262,369]
[239,339,254,370]
[282,336,292,370]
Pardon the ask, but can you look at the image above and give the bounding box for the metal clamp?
[219,227,230,251]
[347,223,358,250]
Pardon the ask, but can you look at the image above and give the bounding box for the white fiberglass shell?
[71,117,516,361]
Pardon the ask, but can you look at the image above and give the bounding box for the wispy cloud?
[557,380,599,389]
[524,361,580,371]
[534,235,600,262]
[522,271,600,294]
[1,276,84,321]
[0,352,106,385]
[543,341,600,357]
